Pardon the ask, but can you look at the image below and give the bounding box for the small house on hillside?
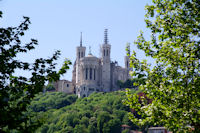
[53,80,74,94]
[121,124,131,132]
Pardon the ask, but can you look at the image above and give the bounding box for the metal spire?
[104,29,108,44]
[80,32,82,47]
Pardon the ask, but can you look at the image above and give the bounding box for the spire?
[104,29,108,44]
[80,32,82,47]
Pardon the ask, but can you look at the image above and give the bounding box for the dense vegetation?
[0,11,71,132]
[45,83,56,91]
[30,92,77,112]
[117,78,145,89]
[125,0,200,132]
[28,91,140,133]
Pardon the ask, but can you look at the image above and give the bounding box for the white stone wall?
[73,54,131,97]
[54,80,74,94]
[101,44,111,92]
[111,65,128,90]
[76,46,86,84]
[72,32,133,97]
[80,55,100,86]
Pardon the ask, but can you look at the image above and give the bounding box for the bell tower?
[101,29,111,61]
[101,29,111,92]
[76,32,86,60]
[76,32,86,84]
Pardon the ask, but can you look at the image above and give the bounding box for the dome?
[86,53,96,58]
[80,53,99,66]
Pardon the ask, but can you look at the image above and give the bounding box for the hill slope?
[29,91,139,133]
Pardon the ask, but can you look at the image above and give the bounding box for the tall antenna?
[104,29,108,44]
[80,32,82,47]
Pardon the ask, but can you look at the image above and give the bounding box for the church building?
[72,29,132,97]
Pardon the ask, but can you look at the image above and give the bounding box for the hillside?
[28,90,141,133]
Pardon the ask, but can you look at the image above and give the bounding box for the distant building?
[53,80,74,94]
[72,29,132,97]
[55,29,132,97]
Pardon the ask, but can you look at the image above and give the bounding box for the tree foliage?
[117,78,145,89]
[31,91,141,133]
[0,11,71,132]
[124,0,200,132]
[30,92,77,112]
[45,83,56,91]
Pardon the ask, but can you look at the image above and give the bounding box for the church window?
[86,68,88,80]
[104,49,105,56]
[94,69,95,80]
[66,84,69,87]
[89,88,94,91]
[90,68,92,80]
[81,52,83,57]
[127,61,129,68]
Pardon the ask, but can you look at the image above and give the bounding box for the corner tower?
[101,29,111,92]
[76,32,86,84]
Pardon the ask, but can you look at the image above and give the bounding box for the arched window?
[94,69,95,80]
[127,61,129,68]
[85,68,88,80]
[107,49,109,56]
[81,52,83,57]
[90,68,92,80]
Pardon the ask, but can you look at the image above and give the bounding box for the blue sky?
[0,0,152,80]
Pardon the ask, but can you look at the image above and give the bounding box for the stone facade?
[72,29,132,97]
[54,80,74,94]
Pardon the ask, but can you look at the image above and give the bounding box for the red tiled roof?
[121,124,131,128]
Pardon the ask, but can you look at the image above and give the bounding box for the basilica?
[71,29,132,97]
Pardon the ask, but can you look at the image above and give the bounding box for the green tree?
[80,116,89,127]
[74,125,88,133]
[88,117,98,133]
[30,92,77,112]
[125,0,200,132]
[117,80,124,89]
[104,119,121,133]
[38,124,49,133]
[122,129,129,133]
[45,83,55,91]
[0,11,71,132]
[97,111,111,133]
